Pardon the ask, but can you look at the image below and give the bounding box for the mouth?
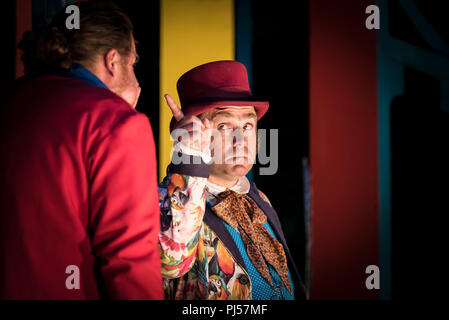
[225,155,248,162]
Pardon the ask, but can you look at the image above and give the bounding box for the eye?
[243,123,253,130]
[217,123,229,130]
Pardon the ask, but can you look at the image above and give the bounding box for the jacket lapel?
[203,205,248,272]
[248,182,306,298]
[248,183,288,246]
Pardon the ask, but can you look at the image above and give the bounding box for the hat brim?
[169,100,269,133]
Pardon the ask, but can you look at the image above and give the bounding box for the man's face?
[202,106,258,180]
[114,37,140,108]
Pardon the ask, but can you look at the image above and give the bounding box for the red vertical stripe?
[309,0,379,299]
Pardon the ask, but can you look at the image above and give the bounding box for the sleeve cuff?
[167,153,212,178]
[173,142,212,164]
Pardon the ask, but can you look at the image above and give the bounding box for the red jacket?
[0,74,164,299]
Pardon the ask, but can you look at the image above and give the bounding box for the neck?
[207,174,240,189]
[84,62,111,88]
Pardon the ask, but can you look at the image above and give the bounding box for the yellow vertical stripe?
[159,0,235,181]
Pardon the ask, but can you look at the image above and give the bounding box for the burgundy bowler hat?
[170,60,269,132]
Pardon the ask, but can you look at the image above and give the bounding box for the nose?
[232,129,245,147]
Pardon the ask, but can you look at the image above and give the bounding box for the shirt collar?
[205,176,251,204]
[57,64,109,89]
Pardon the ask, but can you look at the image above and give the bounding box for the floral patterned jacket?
[158,155,306,300]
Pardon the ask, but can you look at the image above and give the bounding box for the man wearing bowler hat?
[158,60,306,300]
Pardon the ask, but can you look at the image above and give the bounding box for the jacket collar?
[55,64,109,89]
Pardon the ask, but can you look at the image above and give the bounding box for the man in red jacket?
[0,2,163,299]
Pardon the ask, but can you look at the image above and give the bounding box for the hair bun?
[18,1,134,76]
[18,25,72,74]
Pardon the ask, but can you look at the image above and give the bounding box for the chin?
[229,163,251,176]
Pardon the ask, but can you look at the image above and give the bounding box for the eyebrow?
[211,111,257,121]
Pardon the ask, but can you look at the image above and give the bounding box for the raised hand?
[165,94,212,154]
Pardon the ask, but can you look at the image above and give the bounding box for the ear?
[103,48,120,77]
